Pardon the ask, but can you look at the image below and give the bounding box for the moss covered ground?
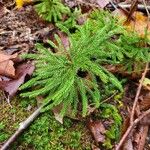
[0,96,93,150]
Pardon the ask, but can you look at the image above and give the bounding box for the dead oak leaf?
[96,0,110,8]
[126,12,150,39]
[114,10,150,39]
[140,114,150,125]
[0,53,18,78]
[87,119,106,143]
[0,63,35,97]
[140,97,150,111]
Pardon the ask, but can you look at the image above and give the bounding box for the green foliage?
[0,122,9,142]
[20,10,150,117]
[88,10,150,69]
[100,103,122,149]
[20,11,124,117]
[114,32,150,72]
[16,112,89,150]
[35,0,70,22]
[56,7,82,30]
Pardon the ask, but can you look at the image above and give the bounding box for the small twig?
[116,63,149,150]
[5,95,12,108]
[0,106,43,150]
[110,0,118,10]
[125,0,138,24]
[100,91,118,104]
[118,4,150,11]
[136,3,150,150]
[116,108,150,150]
[130,0,150,124]
[130,63,149,124]
[142,0,150,18]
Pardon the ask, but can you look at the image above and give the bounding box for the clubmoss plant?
[0,122,9,143]
[20,10,124,117]
[56,7,82,31]
[35,0,70,22]
[101,103,122,149]
[20,10,150,117]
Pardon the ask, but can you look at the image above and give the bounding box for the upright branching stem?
[130,63,149,124]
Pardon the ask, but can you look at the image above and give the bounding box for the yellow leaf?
[126,12,150,39]
[16,0,31,8]
[114,10,150,39]
[141,78,150,91]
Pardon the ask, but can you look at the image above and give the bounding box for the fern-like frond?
[35,0,70,22]
[21,10,149,117]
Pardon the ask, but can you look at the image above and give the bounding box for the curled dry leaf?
[139,93,150,110]
[52,102,79,123]
[126,12,150,39]
[140,114,150,125]
[0,53,18,78]
[114,10,150,39]
[87,119,106,143]
[57,31,70,49]
[96,0,110,8]
[52,104,64,124]
[0,63,35,97]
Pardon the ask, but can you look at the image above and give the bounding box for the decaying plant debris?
[0,0,150,150]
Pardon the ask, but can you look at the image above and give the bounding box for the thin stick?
[142,0,150,18]
[118,4,150,11]
[130,63,149,124]
[0,106,43,150]
[116,108,150,150]
[100,91,118,104]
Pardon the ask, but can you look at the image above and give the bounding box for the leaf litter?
[0,0,150,149]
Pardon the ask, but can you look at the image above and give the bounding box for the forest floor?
[0,0,150,150]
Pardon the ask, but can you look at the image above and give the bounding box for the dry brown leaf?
[0,53,18,78]
[52,103,78,123]
[52,104,64,124]
[114,10,150,39]
[87,119,106,143]
[126,12,150,38]
[140,114,150,125]
[121,117,130,137]
[122,139,134,150]
[57,31,70,49]
[96,0,110,8]
[0,63,35,97]
[139,93,150,110]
